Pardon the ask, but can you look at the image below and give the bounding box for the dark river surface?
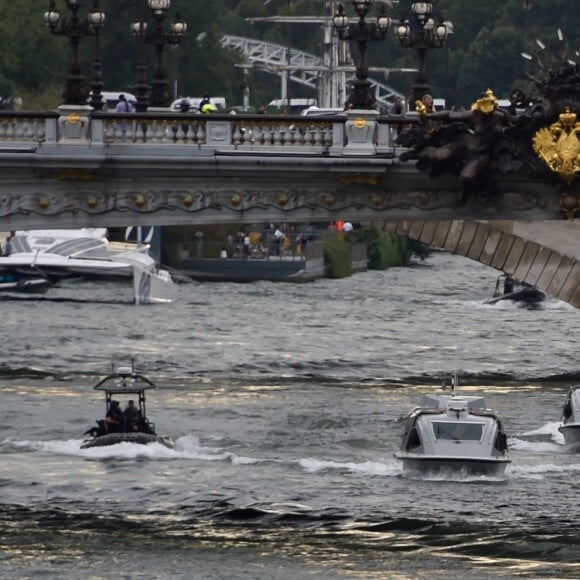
[1,251,579,579]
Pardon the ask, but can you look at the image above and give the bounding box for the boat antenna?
[452,350,459,395]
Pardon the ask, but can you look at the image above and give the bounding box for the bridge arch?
[373,220,580,308]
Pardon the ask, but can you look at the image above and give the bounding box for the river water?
[1,251,579,579]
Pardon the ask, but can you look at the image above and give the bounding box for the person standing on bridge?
[389,96,406,140]
[115,94,133,141]
[390,96,405,115]
[421,94,434,113]
[274,227,285,257]
[115,94,133,114]
[199,94,217,114]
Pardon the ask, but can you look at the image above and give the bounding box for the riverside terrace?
[0,106,571,231]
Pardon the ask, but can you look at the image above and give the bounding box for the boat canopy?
[94,372,156,394]
[420,394,487,411]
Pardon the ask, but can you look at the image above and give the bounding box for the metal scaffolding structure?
[222,0,409,110]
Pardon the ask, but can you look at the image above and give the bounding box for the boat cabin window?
[432,422,483,441]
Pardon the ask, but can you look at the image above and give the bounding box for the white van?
[300,106,344,117]
[433,98,446,112]
[88,91,137,111]
[268,98,317,114]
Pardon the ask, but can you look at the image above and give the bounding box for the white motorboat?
[558,386,580,448]
[395,378,510,476]
[81,359,174,450]
[0,228,173,304]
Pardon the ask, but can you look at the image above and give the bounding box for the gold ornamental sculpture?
[532,108,580,184]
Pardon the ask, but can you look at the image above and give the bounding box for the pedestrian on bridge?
[115,94,133,114]
[389,96,405,115]
[115,94,133,141]
[274,227,285,257]
[199,94,217,114]
[389,96,406,140]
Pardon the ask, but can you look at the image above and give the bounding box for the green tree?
[453,26,523,105]
[3,0,580,110]
[0,0,67,103]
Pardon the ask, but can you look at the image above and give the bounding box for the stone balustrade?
[0,111,57,145]
[0,109,412,155]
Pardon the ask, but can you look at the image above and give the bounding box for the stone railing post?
[343,109,378,155]
[376,119,392,153]
[57,105,92,144]
[44,116,58,144]
[328,119,345,155]
[205,119,232,147]
[90,117,104,145]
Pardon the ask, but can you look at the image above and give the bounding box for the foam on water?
[299,457,400,477]
[521,421,563,437]
[402,470,507,483]
[511,421,565,446]
[298,456,509,483]
[4,435,261,465]
[508,461,580,478]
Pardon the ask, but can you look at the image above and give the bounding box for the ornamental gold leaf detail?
[532,108,580,184]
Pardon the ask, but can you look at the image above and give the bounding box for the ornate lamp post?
[394,1,452,107]
[88,0,106,110]
[333,0,391,109]
[131,0,187,109]
[44,0,105,106]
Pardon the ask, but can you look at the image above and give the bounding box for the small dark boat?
[485,273,545,307]
[81,360,174,449]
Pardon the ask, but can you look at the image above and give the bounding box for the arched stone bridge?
[0,108,571,230]
[0,106,578,307]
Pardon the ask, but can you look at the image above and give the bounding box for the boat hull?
[485,289,545,306]
[558,424,580,447]
[395,454,510,476]
[81,432,174,449]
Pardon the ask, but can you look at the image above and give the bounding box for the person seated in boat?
[105,400,123,433]
[123,400,142,432]
[503,274,514,295]
[83,419,107,438]
[563,399,572,420]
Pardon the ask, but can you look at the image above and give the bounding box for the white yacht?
[0,228,173,304]
[395,380,510,476]
[559,386,580,448]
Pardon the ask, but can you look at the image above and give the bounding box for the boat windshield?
[432,422,483,441]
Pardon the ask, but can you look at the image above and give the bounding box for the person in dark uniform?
[504,275,514,295]
[124,400,142,432]
[105,400,123,433]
